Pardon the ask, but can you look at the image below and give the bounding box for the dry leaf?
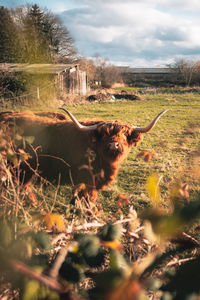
[43,213,65,232]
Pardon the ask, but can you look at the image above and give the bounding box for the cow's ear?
[127,131,143,146]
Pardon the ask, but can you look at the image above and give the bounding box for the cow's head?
[60,108,168,162]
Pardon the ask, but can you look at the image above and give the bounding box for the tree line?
[0,4,76,63]
[170,59,200,87]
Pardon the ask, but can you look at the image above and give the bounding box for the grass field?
[51,93,199,213]
[1,93,200,215]
[0,93,200,299]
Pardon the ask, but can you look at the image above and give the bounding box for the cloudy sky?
[2,0,200,67]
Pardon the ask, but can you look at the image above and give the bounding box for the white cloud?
[62,0,200,66]
[71,0,200,10]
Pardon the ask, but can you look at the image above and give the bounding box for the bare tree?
[172,59,199,86]
[77,57,96,83]
[93,55,122,88]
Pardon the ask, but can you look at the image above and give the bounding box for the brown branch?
[11,259,69,294]
[39,154,71,168]
[182,232,200,247]
[72,217,136,232]
[49,246,68,279]
[166,257,195,267]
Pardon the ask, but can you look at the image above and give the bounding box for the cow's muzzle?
[108,142,119,151]
[108,142,123,155]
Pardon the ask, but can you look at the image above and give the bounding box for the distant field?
[114,86,143,92]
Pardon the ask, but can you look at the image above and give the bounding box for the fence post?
[37,87,40,100]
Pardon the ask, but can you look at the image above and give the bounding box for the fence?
[0,82,56,106]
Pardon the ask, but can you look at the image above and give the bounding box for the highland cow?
[0,109,167,201]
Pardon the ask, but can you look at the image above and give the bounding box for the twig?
[114,217,138,225]
[50,217,141,250]
[182,232,200,247]
[135,226,144,233]
[52,217,139,236]
[11,259,69,293]
[72,221,104,231]
[39,154,71,168]
[166,257,195,267]
[49,246,68,279]
[51,233,68,245]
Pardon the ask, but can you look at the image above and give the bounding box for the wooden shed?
[0,63,88,95]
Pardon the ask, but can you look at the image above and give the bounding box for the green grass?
[114,86,143,92]
[1,93,200,215]
[62,94,200,212]
[1,93,200,300]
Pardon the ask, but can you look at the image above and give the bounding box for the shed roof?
[0,63,78,74]
[121,67,173,74]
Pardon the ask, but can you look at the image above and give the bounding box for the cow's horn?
[60,108,99,131]
[132,110,168,133]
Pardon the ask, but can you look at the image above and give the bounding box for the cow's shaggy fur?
[0,110,147,201]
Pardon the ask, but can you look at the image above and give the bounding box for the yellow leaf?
[146,174,161,206]
[144,215,183,242]
[102,240,122,251]
[43,213,65,232]
[21,279,40,300]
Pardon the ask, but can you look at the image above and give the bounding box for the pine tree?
[20,4,77,63]
[0,4,77,63]
[22,4,48,62]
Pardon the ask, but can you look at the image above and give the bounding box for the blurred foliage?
[0,71,34,99]
[1,162,200,299]
[0,100,200,299]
